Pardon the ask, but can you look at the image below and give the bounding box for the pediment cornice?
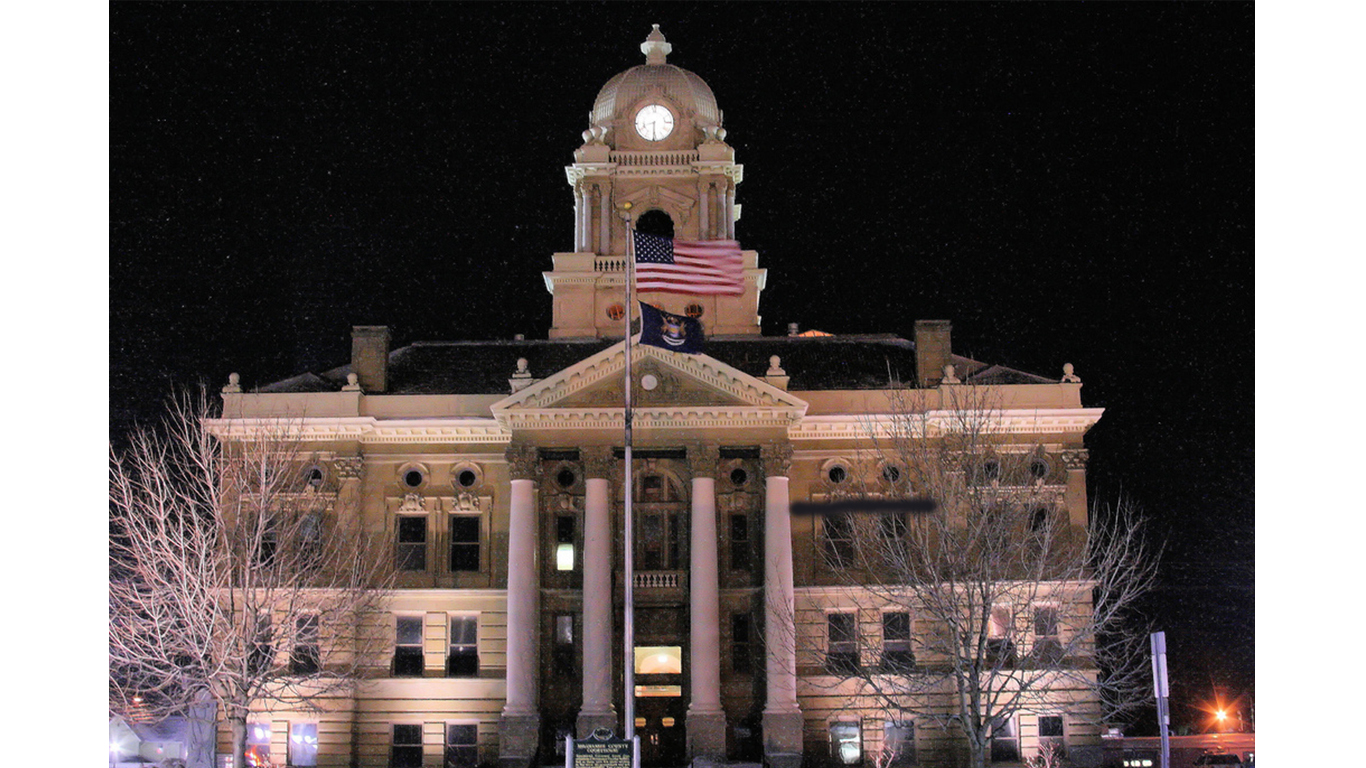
[491,339,807,431]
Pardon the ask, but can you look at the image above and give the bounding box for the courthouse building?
[215,27,1105,768]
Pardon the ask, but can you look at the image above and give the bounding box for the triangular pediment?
[491,339,807,431]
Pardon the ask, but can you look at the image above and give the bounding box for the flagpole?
[619,203,637,752]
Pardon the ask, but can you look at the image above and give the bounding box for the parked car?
[1194,754,1242,766]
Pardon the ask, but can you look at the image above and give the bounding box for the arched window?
[636,208,674,238]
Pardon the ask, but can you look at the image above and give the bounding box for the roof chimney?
[351,326,391,393]
[914,320,952,388]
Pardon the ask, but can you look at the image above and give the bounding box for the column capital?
[761,442,793,477]
[334,455,363,480]
[581,446,615,479]
[505,444,539,480]
[687,443,720,478]
[1061,448,1089,471]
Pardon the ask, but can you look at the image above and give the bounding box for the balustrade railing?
[609,150,700,167]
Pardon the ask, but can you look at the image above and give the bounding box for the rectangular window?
[731,613,752,674]
[883,721,916,766]
[257,516,278,567]
[246,722,271,767]
[830,721,862,766]
[391,724,423,768]
[826,613,858,674]
[730,513,751,570]
[990,717,1019,763]
[1038,714,1064,740]
[447,615,479,677]
[824,513,854,567]
[450,515,480,572]
[879,513,908,542]
[445,724,478,768]
[397,516,427,571]
[290,722,318,767]
[249,613,273,676]
[556,515,576,571]
[986,606,1016,666]
[291,614,320,675]
[393,616,425,677]
[1032,606,1062,662]
[552,614,575,675]
[881,612,914,670]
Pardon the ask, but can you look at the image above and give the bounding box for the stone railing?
[594,256,629,272]
[633,571,682,589]
[610,150,700,167]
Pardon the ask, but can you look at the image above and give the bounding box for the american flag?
[633,231,744,296]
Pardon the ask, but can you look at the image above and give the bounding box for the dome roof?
[590,26,721,128]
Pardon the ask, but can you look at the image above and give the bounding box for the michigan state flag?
[638,301,703,354]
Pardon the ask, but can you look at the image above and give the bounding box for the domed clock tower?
[545,26,765,338]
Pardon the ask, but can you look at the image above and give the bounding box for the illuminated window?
[606,303,626,321]
[246,722,271,767]
[634,645,682,674]
[450,515,480,572]
[445,724,477,768]
[986,606,1016,666]
[396,516,427,572]
[290,723,318,767]
[685,303,703,318]
[290,614,320,675]
[556,516,576,571]
[393,616,424,677]
[829,721,861,765]
[883,721,915,766]
[391,724,422,768]
[826,613,858,675]
[446,615,478,677]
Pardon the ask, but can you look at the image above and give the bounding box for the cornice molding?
[205,417,510,445]
[787,408,1104,441]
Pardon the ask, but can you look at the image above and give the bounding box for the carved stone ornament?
[334,456,363,480]
[687,443,720,479]
[1061,449,1090,470]
[398,493,425,513]
[581,446,615,479]
[760,442,793,478]
[454,492,483,512]
[505,444,540,480]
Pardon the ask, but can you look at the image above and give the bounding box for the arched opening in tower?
[636,208,674,238]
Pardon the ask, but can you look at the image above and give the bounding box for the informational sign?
[569,730,634,768]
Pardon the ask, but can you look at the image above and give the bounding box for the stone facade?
[212,27,1105,768]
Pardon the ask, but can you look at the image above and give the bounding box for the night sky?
[109,2,1253,733]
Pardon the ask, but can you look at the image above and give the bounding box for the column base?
[577,711,619,740]
[498,713,541,768]
[686,710,728,761]
[762,710,803,767]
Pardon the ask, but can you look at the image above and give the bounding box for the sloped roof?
[256,334,1053,395]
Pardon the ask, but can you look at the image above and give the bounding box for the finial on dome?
[641,24,672,65]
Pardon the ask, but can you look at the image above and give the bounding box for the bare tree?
[795,385,1157,768]
[110,389,392,768]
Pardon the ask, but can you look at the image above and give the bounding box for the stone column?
[686,444,726,760]
[597,183,610,256]
[578,447,617,736]
[499,445,540,768]
[699,180,710,239]
[761,443,803,768]
[725,184,736,239]
[574,184,583,251]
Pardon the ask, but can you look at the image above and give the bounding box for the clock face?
[634,104,675,141]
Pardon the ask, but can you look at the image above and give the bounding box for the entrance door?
[634,645,685,767]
